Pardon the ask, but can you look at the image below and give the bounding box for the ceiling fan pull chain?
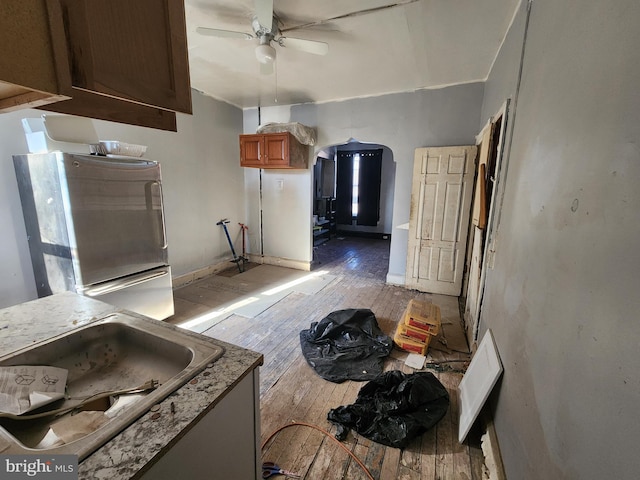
[275,59,278,103]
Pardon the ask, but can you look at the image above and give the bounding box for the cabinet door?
[240,135,264,167]
[46,0,192,114]
[0,0,68,112]
[139,371,260,480]
[39,90,177,131]
[264,133,289,167]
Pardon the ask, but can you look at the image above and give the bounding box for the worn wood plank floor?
[168,237,484,480]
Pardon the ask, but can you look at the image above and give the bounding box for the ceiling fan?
[196,0,329,74]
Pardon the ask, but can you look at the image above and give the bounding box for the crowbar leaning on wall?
[217,218,246,273]
[239,222,249,262]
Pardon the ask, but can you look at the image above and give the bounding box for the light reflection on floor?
[177,269,330,331]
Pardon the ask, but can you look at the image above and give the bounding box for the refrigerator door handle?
[153,181,168,249]
[81,269,169,297]
[145,180,168,250]
[78,155,155,167]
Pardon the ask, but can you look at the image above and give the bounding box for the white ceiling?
[185,0,521,109]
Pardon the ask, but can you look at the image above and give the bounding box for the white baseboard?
[172,261,233,289]
[173,255,312,289]
[253,254,310,271]
[481,412,507,480]
[386,273,405,286]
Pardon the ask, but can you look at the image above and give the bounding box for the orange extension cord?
[261,421,375,480]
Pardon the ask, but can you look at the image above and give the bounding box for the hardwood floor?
[168,237,484,479]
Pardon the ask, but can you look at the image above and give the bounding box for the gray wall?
[0,90,244,308]
[244,84,484,281]
[478,1,640,478]
[243,106,314,267]
[0,112,37,306]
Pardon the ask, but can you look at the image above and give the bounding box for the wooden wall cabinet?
[0,0,191,131]
[239,132,309,169]
[0,0,68,112]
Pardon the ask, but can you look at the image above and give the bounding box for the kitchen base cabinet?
[140,369,261,480]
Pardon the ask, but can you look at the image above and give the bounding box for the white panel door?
[406,146,477,295]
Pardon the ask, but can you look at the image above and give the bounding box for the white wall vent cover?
[458,329,503,443]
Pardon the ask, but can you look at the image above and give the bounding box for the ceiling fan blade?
[255,0,273,28]
[260,62,274,75]
[278,37,329,56]
[280,0,419,33]
[196,27,253,40]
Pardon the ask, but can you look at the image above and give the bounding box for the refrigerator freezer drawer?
[81,267,174,320]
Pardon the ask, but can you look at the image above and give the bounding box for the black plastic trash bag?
[299,308,393,383]
[327,370,450,448]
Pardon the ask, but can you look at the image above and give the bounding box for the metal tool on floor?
[239,222,249,262]
[262,462,300,479]
[217,218,246,273]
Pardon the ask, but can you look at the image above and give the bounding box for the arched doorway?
[312,139,395,273]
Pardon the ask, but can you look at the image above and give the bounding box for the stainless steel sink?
[0,312,224,459]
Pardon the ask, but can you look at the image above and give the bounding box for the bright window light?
[178,296,259,330]
[178,270,331,331]
[352,154,360,217]
[261,270,330,296]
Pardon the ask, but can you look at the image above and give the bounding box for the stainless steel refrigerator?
[13,152,174,320]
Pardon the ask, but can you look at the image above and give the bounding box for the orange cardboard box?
[393,330,429,355]
[399,322,432,343]
[403,299,441,336]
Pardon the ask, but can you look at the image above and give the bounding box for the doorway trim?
[312,139,396,270]
[469,99,510,344]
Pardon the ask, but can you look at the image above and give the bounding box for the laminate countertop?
[0,292,263,479]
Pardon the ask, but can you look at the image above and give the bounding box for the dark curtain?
[336,153,353,224]
[357,150,382,226]
[335,149,383,226]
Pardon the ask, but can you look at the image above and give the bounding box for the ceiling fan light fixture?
[255,43,276,64]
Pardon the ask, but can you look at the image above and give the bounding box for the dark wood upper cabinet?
[0,0,191,131]
[0,0,66,111]
[39,90,178,132]
[46,0,192,115]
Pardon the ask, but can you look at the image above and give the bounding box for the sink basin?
[0,312,224,459]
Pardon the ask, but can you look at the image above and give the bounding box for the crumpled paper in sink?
[36,411,110,448]
[0,366,68,415]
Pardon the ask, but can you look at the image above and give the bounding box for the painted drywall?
[243,108,314,268]
[481,1,528,123]
[463,0,529,339]
[244,83,484,281]
[0,112,38,307]
[0,90,244,309]
[477,1,640,478]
